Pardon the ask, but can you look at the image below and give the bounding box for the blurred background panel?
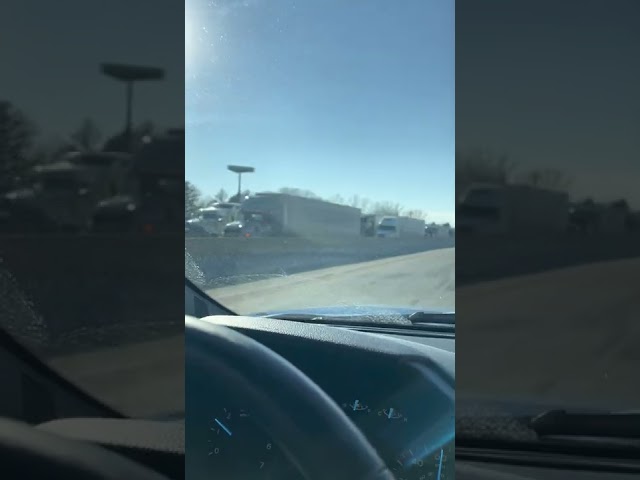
[0,0,185,418]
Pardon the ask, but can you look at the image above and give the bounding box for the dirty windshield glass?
[185,0,455,317]
[1,0,184,418]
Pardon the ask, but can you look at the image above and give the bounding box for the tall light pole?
[101,63,165,151]
[227,165,255,201]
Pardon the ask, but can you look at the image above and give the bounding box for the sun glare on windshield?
[185,0,455,317]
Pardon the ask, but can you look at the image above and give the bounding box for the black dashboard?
[187,315,455,480]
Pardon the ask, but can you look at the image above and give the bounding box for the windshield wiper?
[530,409,640,439]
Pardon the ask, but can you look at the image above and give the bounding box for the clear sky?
[2,0,184,144]
[456,0,640,208]
[186,0,455,224]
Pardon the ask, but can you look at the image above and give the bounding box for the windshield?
[456,0,640,422]
[2,1,184,419]
[185,0,455,316]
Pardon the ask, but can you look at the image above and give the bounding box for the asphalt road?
[207,248,455,315]
[456,256,640,410]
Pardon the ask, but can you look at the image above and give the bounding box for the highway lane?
[207,248,455,315]
[456,256,640,410]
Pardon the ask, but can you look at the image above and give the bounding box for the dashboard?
[187,315,455,480]
[21,272,639,480]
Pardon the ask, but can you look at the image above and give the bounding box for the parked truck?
[361,214,383,237]
[188,203,242,236]
[456,183,569,235]
[91,128,184,234]
[238,192,361,238]
[376,216,426,238]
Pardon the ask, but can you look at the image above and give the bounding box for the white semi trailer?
[457,183,569,235]
[239,192,362,238]
[376,216,426,238]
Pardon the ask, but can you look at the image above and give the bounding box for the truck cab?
[23,161,101,232]
[195,207,227,236]
[376,216,399,238]
[457,183,569,236]
[456,184,505,235]
[91,128,184,234]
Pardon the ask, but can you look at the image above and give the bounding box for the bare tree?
[359,197,371,213]
[185,181,202,219]
[102,120,156,152]
[519,168,571,191]
[214,188,228,202]
[372,201,403,216]
[70,118,102,151]
[346,194,372,212]
[456,148,516,201]
[228,189,250,203]
[329,194,345,205]
[279,187,319,199]
[347,194,361,208]
[0,101,37,188]
[405,209,428,220]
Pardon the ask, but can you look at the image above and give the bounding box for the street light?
[227,165,255,201]
[101,63,165,151]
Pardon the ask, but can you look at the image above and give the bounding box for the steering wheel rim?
[186,316,396,480]
[0,418,170,480]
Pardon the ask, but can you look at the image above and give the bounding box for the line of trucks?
[0,129,185,234]
[456,182,639,236]
[185,192,429,239]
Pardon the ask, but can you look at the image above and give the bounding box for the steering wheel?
[186,316,396,480]
[0,418,170,480]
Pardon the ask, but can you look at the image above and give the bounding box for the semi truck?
[456,183,569,235]
[189,203,241,236]
[361,214,383,237]
[238,192,361,238]
[375,216,426,238]
[92,128,184,233]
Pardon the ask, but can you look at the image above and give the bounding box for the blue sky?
[186,0,455,223]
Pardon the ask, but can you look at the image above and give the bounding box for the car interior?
[0,277,635,479]
[0,325,182,480]
[0,277,635,480]
[185,278,454,480]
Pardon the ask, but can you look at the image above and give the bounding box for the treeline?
[185,182,429,220]
[0,100,156,191]
[456,148,572,202]
[455,147,638,213]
